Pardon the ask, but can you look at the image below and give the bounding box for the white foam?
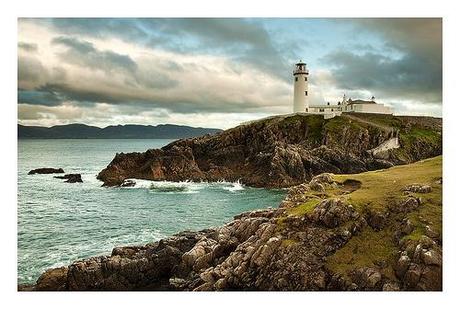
[120,178,245,194]
[223,180,245,192]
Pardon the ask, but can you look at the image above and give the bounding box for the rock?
[404,184,432,193]
[310,198,357,228]
[54,174,83,183]
[251,236,281,267]
[404,264,422,288]
[311,173,334,184]
[421,249,442,266]
[121,179,136,187]
[308,180,325,192]
[182,237,218,271]
[394,197,421,213]
[395,252,411,278]
[401,218,415,235]
[425,225,439,239]
[35,267,68,291]
[351,267,382,290]
[365,209,388,231]
[382,282,400,291]
[28,167,64,175]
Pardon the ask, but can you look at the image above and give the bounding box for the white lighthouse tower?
[293,61,309,113]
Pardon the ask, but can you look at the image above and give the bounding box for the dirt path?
[342,113,396,134]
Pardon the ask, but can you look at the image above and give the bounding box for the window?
[295,77,298,82]
[305,77,307,81]
[320,108,324,112]
[305,91,308,96]
[306,108,308,112]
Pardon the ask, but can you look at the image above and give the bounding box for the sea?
[17,139,286,285]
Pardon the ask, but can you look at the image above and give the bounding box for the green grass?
[332,156,442,213]
[286,198,321,217]
[349,113,404,128]
[326,226,399,280]
[279,114,325,143]
[324,156,442,279]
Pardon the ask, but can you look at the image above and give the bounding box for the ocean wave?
[121,179,245,194]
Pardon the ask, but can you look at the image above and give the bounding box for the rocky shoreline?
[22,156,442,291]
[96,113,442,188]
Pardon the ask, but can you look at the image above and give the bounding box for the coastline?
[22,156,442,291]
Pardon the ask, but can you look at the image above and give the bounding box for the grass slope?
[328,156,442,278]
[281,156,442,279]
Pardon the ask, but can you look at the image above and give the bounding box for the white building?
[292,62,393,117]
[293,61,309,113]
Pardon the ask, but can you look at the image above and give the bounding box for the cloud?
[52,36,138,74]
[323,18,442,104]
[18,102,273,129]
[18,33,291,114]
[18,89,62,106]
[46,18,290,80]
[17,18,442,128]
[18,42,38,52]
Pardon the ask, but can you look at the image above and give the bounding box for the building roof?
[347,99,376,105]
[309,104,338,108]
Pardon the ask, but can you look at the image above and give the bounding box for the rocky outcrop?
[97,114,442,187]
[54,174,83,183]
[24,168,442,291]
[28,168,64,175]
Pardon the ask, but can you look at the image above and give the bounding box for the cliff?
[97,113,442,187]
[26,156,442,291]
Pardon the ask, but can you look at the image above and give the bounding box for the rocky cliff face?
[97,113,442,188]
[25,156,442,291]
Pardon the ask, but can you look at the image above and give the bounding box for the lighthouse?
[293,61,309,113]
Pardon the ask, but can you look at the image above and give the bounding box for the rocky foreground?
[97,113,441,188]
[23,156,442,291]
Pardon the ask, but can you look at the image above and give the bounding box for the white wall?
[293,74,308,112]
[351,103,393,114]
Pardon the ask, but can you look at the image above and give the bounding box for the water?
[17,139,286,285]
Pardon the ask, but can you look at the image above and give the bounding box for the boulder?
[310,173,334,184]
[365,210,388,231]
[404,184,432,193]
[28,167,64,175]
[382,282,400,291]
[351,267,382,290]
[310,198,357,228]
[421,249,442,266]
[393,197,421,213]
[54,174,83,183]
[35,267,68,291]
[120,179,136,187]
[395,252,411,279]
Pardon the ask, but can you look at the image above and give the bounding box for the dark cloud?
[18,55,48,88]
[35,83,119,105]
[52,36,138,74]
[324,18,442,104]
[50,18,148,42]
[18,42,38,52]
[149,18,289,79]
[18,89,62,106]
[46,18,289,80]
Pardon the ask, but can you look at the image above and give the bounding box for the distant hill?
[18,123,222,139]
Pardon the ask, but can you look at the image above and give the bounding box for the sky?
[18,18,442,129]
